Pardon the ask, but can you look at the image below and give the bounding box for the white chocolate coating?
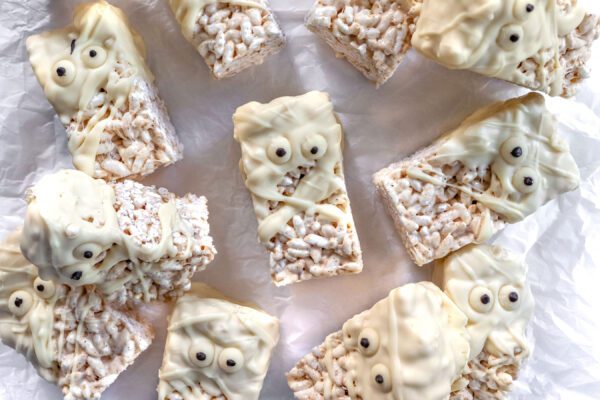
[412,0,586,96]
[408,93,579,224]
[435,245,534,359]
[233,91,348,243]
[321,282,470,399]
[157,283,279,400]
[20,169,193,296]
[170,0,267,44]
[0,231,62,382]
[26,1,153,175]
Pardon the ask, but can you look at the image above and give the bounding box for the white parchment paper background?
[1,0,600,399]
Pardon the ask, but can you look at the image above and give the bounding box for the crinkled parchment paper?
[1,0,600,399]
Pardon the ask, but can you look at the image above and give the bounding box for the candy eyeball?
[8,290,34,317]
[188,340,215,368]
[514,0,536,21]
[301,134,328,160]
[73,243,103,260]
[357,328,380,356]
[52,60,76,86]
[81,45,107,69]
[499,285,521,311]
[267,137,292,164]
[513,167,539,194]
[370,364,392,393]
[469,286,494,313]
[500,136,528,165]
[33,277,56,299]
[498,24,524,50]
[218,347,244,373]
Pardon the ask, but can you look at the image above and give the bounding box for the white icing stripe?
[20,169,193,293]
[158,283,279,400]
[27,1,153,175]
[233,91,348,243]
[412,0,587,96]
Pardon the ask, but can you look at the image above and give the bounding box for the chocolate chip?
[36,284,45,292]
[71,271,83,281]
[526,4,535,12]
[83,250,93,259]
[310,146,319,155]
[511,146,523,158]
[481,294,491,305]
[360,338,370,348]
[510,34,520,43]
[56,67,66,77]
[196,352,206,361]
[275,148,286,157]
[226,359,236,367]
[70,39,76,54]
[375,374,384,384]
[14,297,23,308]
[89,49,97,58]
[524,176,534,186]
[509,292,519,302]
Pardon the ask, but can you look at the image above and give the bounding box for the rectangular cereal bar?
[20,169,216,307]
[233,91,363,286]
[374,93,580,266]
[169,0,285,79]
[27,1,183,181]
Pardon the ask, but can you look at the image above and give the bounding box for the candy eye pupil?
[89,49,97,58]
[511,146,523,158]
[56,67,66,77]
[83,250,93,259]
[360,338,370,348]
[196,352,206,361]
[375,374,384,384]
[37,284,45,292]
[523,176,534,186]
[480,294,490,304]
[509,292,519,302]
[71,271,83,281]
[14,297,23,307]
[510,34,520,43]
[310,146,319,155]
[226,359,236,367]
[526,4,534,12]
[275,148,287,157]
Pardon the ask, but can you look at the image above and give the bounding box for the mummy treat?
[374,93,579,266]
[27,1,183,181]
[20,169,216,306]
[434,245,535,399]
[169,0,286,79]
[412,0,600,96]
[0,231,154,400]
[157,283,279,400]
[233,91,363,286]
[305,0,421,86]
[287,281,470,399]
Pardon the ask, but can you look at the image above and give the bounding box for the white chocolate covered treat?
[412,0,600,96]
[27,1,183,181]
[434,244,534,399]
[287,281,470,400]
[157,283,279,400]
[233,91,363,286]
[169,0,285,79]
[0,231,154,400]
[374,93,580,266]
[20,169,216,306]
[305,0,422,86]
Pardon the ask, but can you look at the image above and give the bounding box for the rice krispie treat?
[233,91,363,286]
[374,93,579,266]
[20,169,216,306]
[27,1,183,181]
[0,231,154,400]
[287,281,470,399]
[412,0,600,97]
[157,283,279,400]
[305,0,422,86]
[433,245,535,400]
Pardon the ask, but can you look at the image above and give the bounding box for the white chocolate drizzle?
[407,93,579,223]
[412,0,586,96]
[20,169,192,296]
[157,283,279,400]
[26,1,153,175]
[435,244,534,359]
[170,0,267,44]
[233,91,348,243]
